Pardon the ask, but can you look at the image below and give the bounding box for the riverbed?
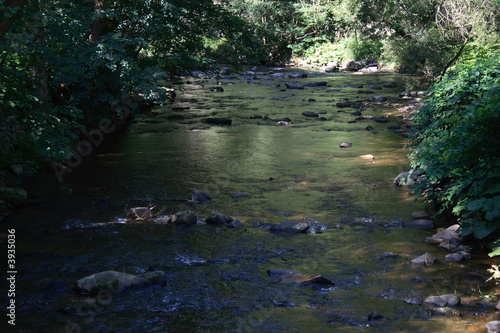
[2,67,496,332]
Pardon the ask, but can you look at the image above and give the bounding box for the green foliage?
[381,28,454,76]
[1,0,229,167]
[297,36,382,66]
[408,54,500,253]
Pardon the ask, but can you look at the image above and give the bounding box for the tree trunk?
[89,0,105,43]
[438,38,469,80]
[34,23,47,105]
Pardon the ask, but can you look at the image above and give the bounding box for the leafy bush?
[296,36,382,66]
[408,54,500,255]
[380,30,452,76]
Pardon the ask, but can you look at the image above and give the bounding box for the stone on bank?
[74,270,167,294]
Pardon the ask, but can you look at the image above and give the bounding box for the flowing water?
[2,68,496,332]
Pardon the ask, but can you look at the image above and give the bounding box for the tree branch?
[0,0,29,40]
[438,37,469,80]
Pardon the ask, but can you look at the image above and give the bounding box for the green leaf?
[489,246,500,258]
[466,198,487,212]
[474,220,499,239]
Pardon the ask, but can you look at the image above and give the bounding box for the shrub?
[380,30,451,76]
[408,54,500,255]
[296,36,382,66]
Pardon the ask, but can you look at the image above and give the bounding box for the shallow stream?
[2,68,496,332]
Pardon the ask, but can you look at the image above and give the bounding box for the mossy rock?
[74,270,167,295]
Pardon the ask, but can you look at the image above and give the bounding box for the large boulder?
[74,270,167,295]
[486,321,500,333]
[427,224,461,243]
[342,59,363,71]
[170,210,197,225]
[321,62,338,72]
[394,169,422,186]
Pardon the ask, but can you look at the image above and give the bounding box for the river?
[2,67,495,332]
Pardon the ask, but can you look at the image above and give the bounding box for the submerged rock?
[270,221,309,234]
[74,270,167,295]
[285,83,304,90]
[367,311,387,321]
[394,170,422,186]
[267,269,299,278]
[445,253,465,262]
[227,219,244,229]
[61,298,106,316]
[204,117,232,125]
[387,123,401,130]
[380,252,400,260]
[189,190,211,203]
[170,210,197,225]
[300,275,335,287]
[288,73,307,79]
[374,116,389,123]
[371,95,387,102]
[274,117,292,123]
[411,253,438,267]
[231,192,248,198]
[423,294,460,307]
[403,219,434,229]
[267,269,334,286]
[304,81,328,87]
[205,213,233,225]
[412,211,430,220]
[302,111,319,117]
[336,102,356,107]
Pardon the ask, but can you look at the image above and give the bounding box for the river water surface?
[3,68,496,332]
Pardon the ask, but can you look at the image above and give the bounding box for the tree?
[408,53,500,253]
[435,0,500,78]
[0,0,28,39]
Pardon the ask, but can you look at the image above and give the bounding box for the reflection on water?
[5,68,494,332]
